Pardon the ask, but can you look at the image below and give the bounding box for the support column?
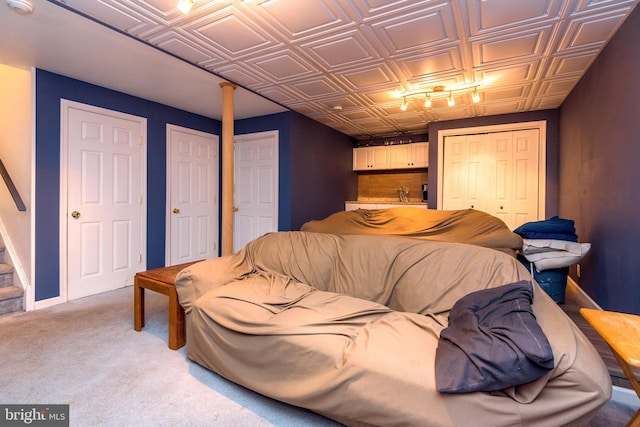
[219,82,236,256]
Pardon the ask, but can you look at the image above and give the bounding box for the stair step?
[0,263,14,288]
[0,285,23,315]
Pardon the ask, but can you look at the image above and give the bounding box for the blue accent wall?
[427,110,560,218]
[35,69,220,301]
[289,112,357,230]
[559,5,640,314]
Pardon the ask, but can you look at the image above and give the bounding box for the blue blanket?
[513,216,578,242]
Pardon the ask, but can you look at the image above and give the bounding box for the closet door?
[443,129,540,230]
[511,129,539,227]
[442,134,488,211]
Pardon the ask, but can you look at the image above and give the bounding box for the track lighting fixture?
[399,83,481,111]
[177,0,195,14]
[471,87,480,103]
[447,92,455,107]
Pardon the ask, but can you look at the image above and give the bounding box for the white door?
[442,129,540,230]
[442,134,488,211]
[505,129,539,228]
[166,125,219,265]
[233,131,278,253]
[63,101,146,300]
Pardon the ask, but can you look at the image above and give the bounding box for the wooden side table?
[134,261,199,350]
[581,308,640,427]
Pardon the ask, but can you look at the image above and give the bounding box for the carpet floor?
[0,286,637,426]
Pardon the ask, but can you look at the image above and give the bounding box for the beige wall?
[0,64,33,291]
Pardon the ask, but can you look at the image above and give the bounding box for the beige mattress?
[301,207,523,255]
[175,232,610,427]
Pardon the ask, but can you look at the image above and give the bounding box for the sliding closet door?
[442,133,488,212]
[442,129,540,230]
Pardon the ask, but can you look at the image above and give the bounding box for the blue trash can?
[517,254,569,304]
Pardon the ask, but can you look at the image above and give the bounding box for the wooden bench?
[133,261,199,350]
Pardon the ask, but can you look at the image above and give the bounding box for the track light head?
[177,0,194,14]
[471,88,480,103]
[447,92,455,107]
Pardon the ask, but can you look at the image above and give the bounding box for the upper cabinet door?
[353,147,370,170]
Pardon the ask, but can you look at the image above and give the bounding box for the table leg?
[168,286,185,350]
[134,279,145,331]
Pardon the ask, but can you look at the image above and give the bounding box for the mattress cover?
[175,232,610,427]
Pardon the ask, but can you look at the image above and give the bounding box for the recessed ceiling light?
[5,0,34,15]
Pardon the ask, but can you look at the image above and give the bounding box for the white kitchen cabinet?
[353,143,428,171]
[389,142,429,169]
[352,146,390,170]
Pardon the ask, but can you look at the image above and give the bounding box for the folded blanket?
[516,231,578,242]
[435,281,554,393]
[522,239,591,271]
[513,217,578,242]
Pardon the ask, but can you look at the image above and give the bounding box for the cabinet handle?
[470,205,474,209]
[500,206,504,210]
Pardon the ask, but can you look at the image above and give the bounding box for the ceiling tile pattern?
[55,0,639,138]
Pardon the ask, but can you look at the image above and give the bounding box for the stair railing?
[0,158,26,211]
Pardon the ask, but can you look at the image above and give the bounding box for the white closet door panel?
[511,129,540,228]
[442,135,468,210]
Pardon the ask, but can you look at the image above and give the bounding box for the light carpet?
[0,287,339,427]
[0,286,637,426]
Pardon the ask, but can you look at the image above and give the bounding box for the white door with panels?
[485,129,539,229]
[442,133,489,212]
[167,125,219,266]
[63,101,146,300]
[442,129,540,230]
[233,131,278,253]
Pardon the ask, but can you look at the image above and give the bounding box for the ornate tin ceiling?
[50,0,640,137]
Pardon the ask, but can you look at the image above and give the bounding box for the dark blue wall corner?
[559,5,640,313]
[35,69,219,301]
[427,110,560,217]
[289,112,357,229]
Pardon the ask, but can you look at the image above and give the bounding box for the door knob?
[71,211,80,219]
[233,207,239,212]
[172,208,180,214]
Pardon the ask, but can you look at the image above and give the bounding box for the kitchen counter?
[345,200,428,210]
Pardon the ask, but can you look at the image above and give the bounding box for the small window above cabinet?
[353,142,428,171]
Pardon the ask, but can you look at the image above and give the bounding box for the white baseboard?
[566,276,601,309]
[612,385,640,408]
[34,295,64,310]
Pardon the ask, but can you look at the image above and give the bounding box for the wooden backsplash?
[357,171,428,201]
